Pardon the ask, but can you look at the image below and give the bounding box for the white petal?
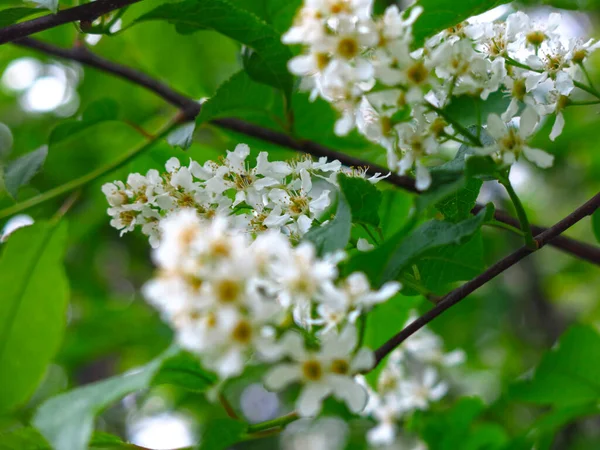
[297,383,331,417]
[523,146,554,168]
[264,364,301,391]
[351,348,375,372]
[165,157,180,172]
[330,376,369,413]
[486,113,507,140]
[519,106,539,138]
[357,238,374,252]
[415,163,431,191]
[549,112,565,141]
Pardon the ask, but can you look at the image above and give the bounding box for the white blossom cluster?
[359,313,465,447]
[284,2,600,189]
[103,144,386,247]
[142,209,400,416]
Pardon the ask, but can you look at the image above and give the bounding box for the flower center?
[337,38,359,59]
[330,359,350,374]
[216,279,241,303]
[526,30,545,46]
[407,61,428,85]
[302,360,323,381]
[231,320,252,344]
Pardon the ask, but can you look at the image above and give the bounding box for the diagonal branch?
[0,0,142,45]
[373,191,600,365]
[10,37,600,266]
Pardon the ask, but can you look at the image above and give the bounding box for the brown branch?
[373,191,600,365]
[11,37,600,265]
[0,0,143,45]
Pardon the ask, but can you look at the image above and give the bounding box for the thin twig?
[0,0,143,45]
[373,191,600,365]
[10,37,600,266]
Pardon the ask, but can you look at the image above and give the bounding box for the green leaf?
[405,231,485,295]
[33,357,164,450]
[444,92,512,128]
[196,71,278,126]
[233,0,302,33]
[151,351,217,392]
[303,182,352,256]
[0,122,13,160]
[510,325,600,406]
[338,174,382,226]
[33,349,216,450]
[167,122,196,150]
[136,0,294,96]
[410,0,511,47]
[0,7,41,27]
[49,98,120,147]
[4,146,48,198]
[416,129,496,222]
[415,397,507,450]
[0,428,50,450]
[199,418,246,450]
[592,209,600,244]
[0,221,69,413]
[347,204,493,287]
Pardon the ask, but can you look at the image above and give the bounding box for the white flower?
[483,107,554,168]
[264,327,374,416]
[396,367,448,412]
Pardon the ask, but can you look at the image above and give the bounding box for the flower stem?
[246,412,299,434]
[498,175,537,250]
[579,62,597,92]
[573,79,600,99]
[0,117,179,220]
[485,219,525,237]
[427,103,482,147]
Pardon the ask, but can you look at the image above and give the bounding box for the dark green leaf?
[199,418,246,450]
[167,122,196,150]
[406,231,485,295]
[0,221,69,413]
[0,7,40,27]
[443,92,512,128]
[410,0,511,47]
[196,71,279,126]
[338,174,382,226]
[0,428,50,450]
[347,204,493,286]
[49,98,120,147]
[510,325,600,406]
[416,129,496,222]
[152,351,217,392]
[136,0,294,96]
[592,209,600,244]
[303,183,352,256]
[4,146,48,198]
[416,397,507,450]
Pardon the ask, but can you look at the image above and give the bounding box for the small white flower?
[483,107,554,168]
[264,327,374,416]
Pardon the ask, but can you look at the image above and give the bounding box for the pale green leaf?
[4,146,48,199]
[0,221,69,413]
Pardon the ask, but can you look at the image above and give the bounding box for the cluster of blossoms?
[359,313,465,446]
[142,209,400,416]
[284,2,600,189]
[103,144,385,247]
